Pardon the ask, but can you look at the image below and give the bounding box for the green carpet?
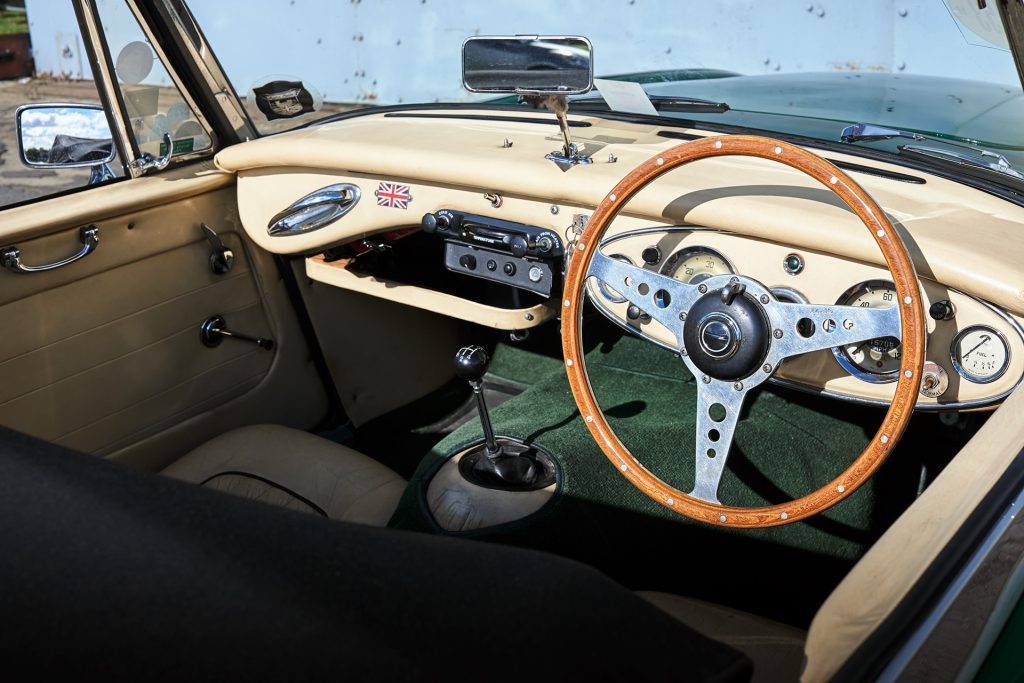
[390,325,921,625]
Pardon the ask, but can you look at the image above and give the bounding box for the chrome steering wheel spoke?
[690,379,749,505]
[768,301,901,361]
[586,250,700,342]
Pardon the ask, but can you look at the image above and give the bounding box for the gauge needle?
[962,335,991,360]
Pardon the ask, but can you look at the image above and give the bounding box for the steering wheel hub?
[684,285,770,381]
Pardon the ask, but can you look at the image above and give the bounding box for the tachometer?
[951,325,1009,383]
[660,246,734,284]
[833,280,901,382]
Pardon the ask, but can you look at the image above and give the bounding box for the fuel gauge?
[951,325,1010,384]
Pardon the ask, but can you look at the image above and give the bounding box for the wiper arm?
[840,122,1022,179]
[897,145,1024,181]
[570,95,730,114]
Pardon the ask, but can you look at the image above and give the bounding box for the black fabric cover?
[0,426,751,682]
[46,134,113,164]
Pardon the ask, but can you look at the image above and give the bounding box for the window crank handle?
[200,315,274,350]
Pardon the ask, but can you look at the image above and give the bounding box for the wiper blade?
[897,145,1024,181]
[570,95,729,114]
[840,123,926,144]
[840,122,1023,181]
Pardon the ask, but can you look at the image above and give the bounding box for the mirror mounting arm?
[522,93,593,171]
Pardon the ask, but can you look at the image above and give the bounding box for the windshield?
[189,1,1023,164]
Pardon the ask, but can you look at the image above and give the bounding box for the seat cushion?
[639,591,805,683]
[162,424,405,525]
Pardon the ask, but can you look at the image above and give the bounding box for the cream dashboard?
[214,107,1024,411]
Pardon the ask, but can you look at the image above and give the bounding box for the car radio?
[421,209,564,296]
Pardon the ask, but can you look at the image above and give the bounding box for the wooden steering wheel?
[561,136,926,528]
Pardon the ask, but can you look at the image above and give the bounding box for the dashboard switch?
[503,262,517,276]
[528,266,544,283]
[421,213,437,233]
[509,235,529,258]
[486,259,497,272]
[459,254,477,270]
[641,246,662,265]
[929,300,955,321]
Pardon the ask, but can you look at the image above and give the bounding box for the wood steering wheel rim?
[561,135,926,528]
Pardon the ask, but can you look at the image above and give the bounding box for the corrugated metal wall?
[25,0,1020,104]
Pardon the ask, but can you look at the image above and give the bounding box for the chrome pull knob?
[200,315,274,350]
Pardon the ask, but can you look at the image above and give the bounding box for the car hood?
[638,71,1024,155]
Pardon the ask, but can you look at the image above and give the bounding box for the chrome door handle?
[267,183,361,236]
[2,226,100,274]
[128,133,172,174]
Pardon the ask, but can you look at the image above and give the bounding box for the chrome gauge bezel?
[659,245,735,284]
[831,279,901,384]
[950,324,1010,384]
[588,253,634,303]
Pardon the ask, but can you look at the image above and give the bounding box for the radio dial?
[509,235,529,258]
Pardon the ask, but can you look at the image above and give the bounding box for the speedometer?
[660,247,734,284]
[832,280,901,382]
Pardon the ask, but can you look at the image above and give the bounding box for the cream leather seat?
[639,592,805,683]
[163,424,406,526]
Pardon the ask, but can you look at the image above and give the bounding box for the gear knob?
[454,345,490,383]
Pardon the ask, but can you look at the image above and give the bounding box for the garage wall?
[26,0,1021,104]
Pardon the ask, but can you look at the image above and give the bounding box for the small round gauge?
[660,246,734,284]
[833,280,901,382]
[951,325,1010,383]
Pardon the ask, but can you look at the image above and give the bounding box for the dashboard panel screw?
[773,329,783,339]
[550,205,559,215]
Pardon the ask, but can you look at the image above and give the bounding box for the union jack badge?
[374,181,412,209]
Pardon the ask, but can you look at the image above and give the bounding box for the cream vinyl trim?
[802,383,1024,681]
[0,160,232,244]
[306,255,558,330]
[216,110,1024,318]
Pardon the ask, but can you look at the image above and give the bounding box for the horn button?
[683,282,770,381]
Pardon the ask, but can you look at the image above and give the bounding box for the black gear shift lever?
[452,345,556,490]
[453,346,502,458]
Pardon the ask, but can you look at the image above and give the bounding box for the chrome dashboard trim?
[591,226,1024,411]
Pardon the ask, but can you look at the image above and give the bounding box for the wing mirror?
[16,103,116,180]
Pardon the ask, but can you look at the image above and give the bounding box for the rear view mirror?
[16,103,115,169]
[462,36,593,95]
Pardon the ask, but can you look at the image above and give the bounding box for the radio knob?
[421,213,438,233]
[536,234,555,253]
[509,235,529,258]
[459,254,477,270]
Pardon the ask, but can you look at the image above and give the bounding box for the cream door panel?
[0,167,326,470]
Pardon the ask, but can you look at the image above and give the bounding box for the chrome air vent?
[267,183,360,236]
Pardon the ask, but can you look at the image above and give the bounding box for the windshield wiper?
[840,122,1024,182]
[571,95,730,114]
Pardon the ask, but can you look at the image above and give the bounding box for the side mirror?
[462,35,593,95]
[16,103,116,169]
